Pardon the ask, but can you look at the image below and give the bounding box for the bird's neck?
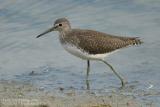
[59,30,71,44]
[59,29,71,38]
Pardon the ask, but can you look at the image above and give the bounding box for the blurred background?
[0,0,160,106]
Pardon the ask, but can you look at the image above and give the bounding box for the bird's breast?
[61,43,109,60]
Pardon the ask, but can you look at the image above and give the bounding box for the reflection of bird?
[37,18,142,87]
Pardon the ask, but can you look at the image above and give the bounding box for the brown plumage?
[37,18,143,87]
[63,29,142,54]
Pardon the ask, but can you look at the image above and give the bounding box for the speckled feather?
[62,29,142,54]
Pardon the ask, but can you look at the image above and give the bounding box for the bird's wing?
[66,29,142,54]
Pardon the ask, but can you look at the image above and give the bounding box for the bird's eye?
[59,24,62,26]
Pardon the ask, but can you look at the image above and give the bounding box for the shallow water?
[0,0,160,106]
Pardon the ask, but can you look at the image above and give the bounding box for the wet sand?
[0,80,155,107]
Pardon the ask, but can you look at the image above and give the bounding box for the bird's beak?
[36,26,55,38]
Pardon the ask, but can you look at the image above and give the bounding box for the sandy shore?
[0,80,155,107]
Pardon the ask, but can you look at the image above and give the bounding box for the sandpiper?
[36,18,142,87]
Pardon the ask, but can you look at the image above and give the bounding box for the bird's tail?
[129,37,143,45]
[123,37,143,46]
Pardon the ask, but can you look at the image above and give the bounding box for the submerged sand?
[0,80,155,107]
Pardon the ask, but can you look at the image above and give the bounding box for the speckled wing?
[66,29,142,54]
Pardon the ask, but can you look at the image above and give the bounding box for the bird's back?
[64,29,142,54]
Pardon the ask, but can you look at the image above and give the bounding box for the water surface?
[0,0,160,106]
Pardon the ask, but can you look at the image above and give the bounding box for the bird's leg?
[86,79,90,90]
[85,60,90,90]
[101,60,125,87]
[86,60,90,80]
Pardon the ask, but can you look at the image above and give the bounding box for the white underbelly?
[62,44,111,60]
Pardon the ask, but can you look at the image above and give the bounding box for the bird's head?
[36,18,71,38]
